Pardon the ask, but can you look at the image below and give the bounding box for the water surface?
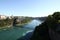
[0,20,42,40]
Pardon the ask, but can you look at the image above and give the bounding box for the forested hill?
[32,17,47,21]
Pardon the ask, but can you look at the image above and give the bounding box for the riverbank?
[0,17,32,30]
[0,25,13,30]
[0,20,32,30]
[15,20,32,27]
[0,20,41,40]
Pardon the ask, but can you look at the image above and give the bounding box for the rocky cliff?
[30,12,60,40]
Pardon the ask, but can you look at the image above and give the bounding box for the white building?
[0,15,7,20]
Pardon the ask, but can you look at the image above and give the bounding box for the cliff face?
[30,16,55,40]
[30,12,60,40]
[30,21,50,40]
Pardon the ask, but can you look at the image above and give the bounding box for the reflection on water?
[0,20,42,40]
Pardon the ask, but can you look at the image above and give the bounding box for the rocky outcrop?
[30,21,50,40]
[30,12,60,40]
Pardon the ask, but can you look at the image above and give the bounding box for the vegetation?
[46,12,60,30]
[0,18,13,27]
[15,17,32,26]
[0,17,32,28]
[21,17,31,24]
[30,12,60,40]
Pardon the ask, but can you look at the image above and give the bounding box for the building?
[0,15,7,20]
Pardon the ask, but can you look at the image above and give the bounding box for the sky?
[0,0,60,17]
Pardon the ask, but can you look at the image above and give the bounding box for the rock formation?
[30,12,60,40]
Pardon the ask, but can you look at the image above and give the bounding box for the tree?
[52,12,60,20]
[46,12,60,30]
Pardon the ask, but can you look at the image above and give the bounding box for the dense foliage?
[0,17,32,27]
[21,17,31,24]
[0,18,13,27]
[30,12,60,40]
[45,12,60,30]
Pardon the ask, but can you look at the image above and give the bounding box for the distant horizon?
[0,0,60,17]
[0,14,47,17]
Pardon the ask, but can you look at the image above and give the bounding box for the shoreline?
[0,20,32,30]
[15,20,32,27]
[0,25,13,30]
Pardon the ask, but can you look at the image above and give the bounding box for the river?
[0,20,42,40]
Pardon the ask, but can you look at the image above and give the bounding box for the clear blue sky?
[0,0,60,17]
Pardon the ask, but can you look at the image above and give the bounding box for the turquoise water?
[0,20,41,40]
